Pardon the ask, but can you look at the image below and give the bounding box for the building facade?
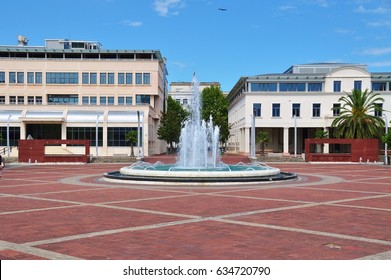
[227,63,391,156]
[0,36,168,157]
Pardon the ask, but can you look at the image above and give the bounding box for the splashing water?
[177,74,221,168]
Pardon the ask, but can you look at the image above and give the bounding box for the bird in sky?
[218,8,227,11]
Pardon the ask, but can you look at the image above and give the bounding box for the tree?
[331,89,385,139]
[157,96,189,153]
[126,130,138,156]
[382,129,391,146]
[201,85,231,145]
[256,130,269,155]
[314,129,328,153]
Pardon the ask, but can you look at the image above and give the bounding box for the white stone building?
[227,63,391,156]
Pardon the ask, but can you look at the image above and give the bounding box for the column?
[244,127,251,154]
[323,127,329,154]
[283,127,289,155]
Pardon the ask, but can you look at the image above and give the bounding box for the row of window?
[0,94,150,106]
[0,127,141,147]
[0,71,151,85]
[250,81,390,92]
[252,102,383,118]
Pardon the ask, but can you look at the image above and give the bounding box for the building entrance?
[26,124,61,139]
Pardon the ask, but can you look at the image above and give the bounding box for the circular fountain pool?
[104,161,297,183]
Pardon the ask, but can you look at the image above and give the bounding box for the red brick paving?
[0,161,390,260]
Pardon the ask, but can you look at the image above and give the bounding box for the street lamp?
[294,114,297,158]
[384,114,389,165]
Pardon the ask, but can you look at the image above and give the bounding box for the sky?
[1,0,391,91]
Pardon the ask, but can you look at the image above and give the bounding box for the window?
[354,80,362,91]
[374,103,383,117]
[126,73,133,84]
[118,73,125,84]
[46,72,78,84]
[35,72,42,84]
[108,127,140,147]
[67,127,103,146]
[36,96,42,104]
[9,72,16,83]
[0,72,5,83]
[90,96,97,105]
[136,95,150,104]
[126,96,132,105]
[100,73,107,84]
[135,73,143,84]
[0,126,20,146]
[272,103,280,117]
[9,96,16,104]
[48,94,78,104]
[372,82,387,91]
[100,96,107,105]
[108,96,114,105]
[118,96,124,105]
[90,73,97,84]
[251,83,277,92]
[28,96,35,104]
[82,73,89,84]
[333,81,341,92]
[333,103,341,116]
[82,96,89,105]
[183,99,188,105]
[308,83,322,92]
[279,83,305,92]
[108,73,114,84]
[27,72,34,84]
[253,103,261,117]
[18,96,24,104]
[292,103,300,117]
[312,103,321,117]
[17,72,24,83]
[143,73,150,84]
[0,96,6,104]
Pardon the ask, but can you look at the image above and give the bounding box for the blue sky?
[1,0,391,91]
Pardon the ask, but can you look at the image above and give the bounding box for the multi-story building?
[169,81,221,108]
[0,36,168,157]
[227,63,391,155]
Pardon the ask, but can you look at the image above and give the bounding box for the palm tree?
[126,130,138,156]
[256,130,269,155]
[331,89,385,139]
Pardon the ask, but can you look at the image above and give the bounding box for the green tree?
[256,130,269,155]
[331,89,385,139]
[157,96,189,153]
[201,85,231,145]
[126,130,138,156]
[382,129,391,146]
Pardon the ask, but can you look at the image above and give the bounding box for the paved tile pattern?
[0,162,390,260]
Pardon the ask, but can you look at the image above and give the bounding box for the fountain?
[104,75,297,184]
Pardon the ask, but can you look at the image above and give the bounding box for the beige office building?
[0,36,168,157]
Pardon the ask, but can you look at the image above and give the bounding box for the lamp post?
[96,115,99,157]
[137,111,141,159]
[294,114,297,158]
[7,114,11,157]
[384,114,389,165]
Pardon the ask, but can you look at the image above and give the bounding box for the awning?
[21,111,64,122]
[66,110,104,123]
[0,110,23,123]
[107,111,144,123]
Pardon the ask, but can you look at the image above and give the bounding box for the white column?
[244,127,250,154]
[283,127,289,155]
[323,127,329,154]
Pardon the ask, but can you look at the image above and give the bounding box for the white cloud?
[367,19,391,28]
[171,61,187,69]
[334,28,355,34]
[154,0,184,17]
[278,5,297,11]
[368,60,391,67]
[354,5,391,14]
[360,47,391,55]
[122,20,143,27]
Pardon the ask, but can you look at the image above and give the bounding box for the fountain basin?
[104,162,297,183]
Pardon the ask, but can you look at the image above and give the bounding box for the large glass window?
[9,72,16,83]
[279,83,305,92]
[333,103,341,116]
[108,96,114,105]
[333,81,341,92]
[126,73,133,84]
[90,73,97,84]
[0,127,20,146]
[107,127,141,147]
[312,103,321,117]
[35,72,42,84]
[67,127,103,146]
[118,96,125,105]
[354,80,362,91]
[143,73,150,84]
[48,94,78,104]
[126,96,132,105]
[108,73,114,84]
[17,72,24,83]
[272,103,280,117]
[136,95,150,105]
[308,83,322,92]
[251,83,277,92]
[82,73,89,84]
[0,72,5,83]
[46,72,78,84]
[82,96,89,105]
[90,96,97,105]
[372,82,387,91]
[27,72,34,84]
[118,73,125,84]
[292,103,300,117]
[100,73,107,84]
[100,96,107,105]
[253,103,261,117]
[135,73,143,84]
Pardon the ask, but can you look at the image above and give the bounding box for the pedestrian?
[0,155,4,178]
